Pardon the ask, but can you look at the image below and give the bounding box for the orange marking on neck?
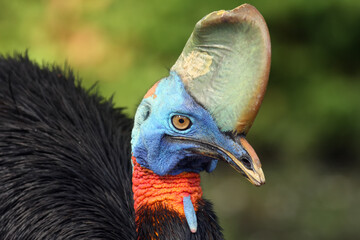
[132,156,202,216]
[144,81,160,99]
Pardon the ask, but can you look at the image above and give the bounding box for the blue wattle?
[183,195,198,233]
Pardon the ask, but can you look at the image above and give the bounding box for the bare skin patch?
[144,81,160,99]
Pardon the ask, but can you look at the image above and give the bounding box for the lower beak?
[171,136,265,186]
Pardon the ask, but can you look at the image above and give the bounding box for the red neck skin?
[132,156,203,217]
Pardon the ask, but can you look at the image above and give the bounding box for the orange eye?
[171,115,192,130]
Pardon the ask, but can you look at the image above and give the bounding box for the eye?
[171,115,192,131]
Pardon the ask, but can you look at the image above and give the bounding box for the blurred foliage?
[1,0,359,239]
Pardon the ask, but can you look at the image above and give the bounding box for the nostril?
[240,157,252,169]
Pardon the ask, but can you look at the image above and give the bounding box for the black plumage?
[0,54,135,239]
[0,54,223,239]
[136,200,223,240]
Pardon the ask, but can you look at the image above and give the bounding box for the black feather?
[136,200,223,240]
[0,54,135,239]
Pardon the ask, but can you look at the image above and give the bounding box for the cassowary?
[0,4,270,240]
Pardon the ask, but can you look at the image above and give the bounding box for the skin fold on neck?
[132,156,203,217]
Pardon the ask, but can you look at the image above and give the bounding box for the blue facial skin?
[131,72,248,176]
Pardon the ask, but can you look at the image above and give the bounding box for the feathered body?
[0,55,135,239]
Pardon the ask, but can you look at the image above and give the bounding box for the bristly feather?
[136,200,223,240]
[0,54,224,239]
[0,53,135,239]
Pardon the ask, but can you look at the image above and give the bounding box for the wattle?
[132,156,203,216]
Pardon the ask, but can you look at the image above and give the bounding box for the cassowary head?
[131,4,271,235]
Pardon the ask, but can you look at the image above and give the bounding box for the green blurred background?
[1,0,359,239]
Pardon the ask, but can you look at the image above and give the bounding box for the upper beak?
[171,136,265,186]
[221,137,265,186]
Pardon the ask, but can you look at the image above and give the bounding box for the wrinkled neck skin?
[132,156,202,215]
[132,157,223,239]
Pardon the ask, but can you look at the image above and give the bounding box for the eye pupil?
[171,115,191,130]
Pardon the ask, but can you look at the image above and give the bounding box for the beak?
[170,136,265,186]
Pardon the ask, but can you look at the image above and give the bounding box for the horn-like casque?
[171,4,271,134]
